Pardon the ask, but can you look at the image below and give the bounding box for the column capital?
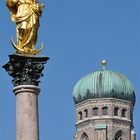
[3,54,49,87]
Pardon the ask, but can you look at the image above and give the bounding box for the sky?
[0,0,140,140]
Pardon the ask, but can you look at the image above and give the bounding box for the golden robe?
[6,0,42,52]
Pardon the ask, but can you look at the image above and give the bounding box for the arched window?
[84,109,88,118]
[78,111,82,120]
[114,107,119,116]
[81,132,89,140]
[122,109,127,117]
[102,107,108,115]
[115,130,123,140]
[92,107,98,116]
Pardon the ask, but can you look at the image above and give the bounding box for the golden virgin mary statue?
[6,0,44,55]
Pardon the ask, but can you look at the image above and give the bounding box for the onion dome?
[73,60,135,105]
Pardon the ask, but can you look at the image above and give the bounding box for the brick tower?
[73,60,136,140]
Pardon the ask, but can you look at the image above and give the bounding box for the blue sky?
[0,0,140,140]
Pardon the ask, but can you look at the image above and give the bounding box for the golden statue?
[6,0,44,55]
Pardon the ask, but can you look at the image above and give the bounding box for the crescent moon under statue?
[10,37,44,55]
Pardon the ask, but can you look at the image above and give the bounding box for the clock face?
[81,133,89,140]
[115,136,122,140]
[115,131,123,140]
[115,135,122,140]
[83,138,88,140]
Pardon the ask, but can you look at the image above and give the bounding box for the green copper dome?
[73,70,135,104]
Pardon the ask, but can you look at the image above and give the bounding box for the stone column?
[3,54,49,140]
[13,85,40,140]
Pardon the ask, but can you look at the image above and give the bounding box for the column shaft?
[13,85,40,140]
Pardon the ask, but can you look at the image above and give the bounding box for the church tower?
[73,60,136,140]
